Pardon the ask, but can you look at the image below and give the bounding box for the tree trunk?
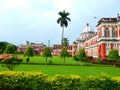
[81,62,83,66]
[46,57,47,65]
[64,57,65,65]
[61,26,64,47]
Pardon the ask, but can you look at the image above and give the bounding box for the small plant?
[78,48,88,66]
[42,47,52,65]
[24,46,34,64]
[60,47,69,65]
[96,55,101,63]
[73,54,79,61]
[108,49,119,61]
[0,54,22,70]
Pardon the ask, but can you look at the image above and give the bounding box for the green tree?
[42,47,52,65]
[63,38,69,47]
[4,44,16,54]
[78,48,88,66]
[60,47,69,65]
[24,46,34,63]
[57,10,71,46]
[0,42,8,54]
[108,49,119,61]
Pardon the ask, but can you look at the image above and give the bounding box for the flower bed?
[0,54,23,70]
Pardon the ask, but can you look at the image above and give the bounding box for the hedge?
[0,71,120,90]
[86,73,120,90]
[0,71,81,90]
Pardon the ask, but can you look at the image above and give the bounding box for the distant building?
[52,45,72,56]
[17,43,46,55]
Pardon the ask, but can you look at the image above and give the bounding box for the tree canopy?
[57,10,71,46]
[4,44,16,54]
[60,47,69,65]
[24,46,34,57]
[62,38,69,47]
[108,49,119,61]
[78,48,88,66]
[42,47,52,64]
[0,42,17,54]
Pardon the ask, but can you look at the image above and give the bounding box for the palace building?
[72,15,120,60]
[17,15,120,60]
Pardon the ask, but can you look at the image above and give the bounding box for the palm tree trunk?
[61,26,64,47]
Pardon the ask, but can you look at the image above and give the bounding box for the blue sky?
[0,0,120,46]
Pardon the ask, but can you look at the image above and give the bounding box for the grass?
[0,64,120,79]
[19,55,82,65]
[0,55,120,79]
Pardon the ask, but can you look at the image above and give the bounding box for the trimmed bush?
[108,49,119,61]
[0,71,120,90]
[0,71,49,90]
[73,54,79,61]
[0,71,82,90]
[86,73,120,90]
[51,74,81,90]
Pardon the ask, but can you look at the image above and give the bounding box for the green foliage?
[1,55,22,70]
[24,46,34,63]
[96,55,101,63]
[51,74,81,90]
[4,44,16,54]
[86,73,120,90]
[42,47,52,64]
[57,10,71,27]
[78,48,88,65]
[62,38,69,47]
[60,47,69,65]
[108,49,119,61]
[57,10,71,46]
[24,46,34,57]
[0,71,120,90]
[73,54,79,61]
[0,71,49,90]
[0,42,8,54]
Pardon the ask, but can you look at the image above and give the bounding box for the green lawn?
[19,55,82,65]
[0,55,120,79]
[0,64,120,79]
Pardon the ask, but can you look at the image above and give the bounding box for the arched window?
[105,28,109,37]
[112,28,116,37]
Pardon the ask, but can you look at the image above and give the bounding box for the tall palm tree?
[63,38,69,47]
[57,10,71,47]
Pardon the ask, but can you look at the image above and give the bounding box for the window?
[105,28,109,37]
[112,28,116,37]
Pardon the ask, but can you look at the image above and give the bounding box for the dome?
[82,23,93,33]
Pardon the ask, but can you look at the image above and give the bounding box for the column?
[109,27,112,37]
[110,43,113,50]
[101,43,106,59]
[102,27,104,37]
[118,26,120,37]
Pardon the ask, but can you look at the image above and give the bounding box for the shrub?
[0,54,22,70]
[108,49,119,61]
[51,74,81,90]
[24,46,34,64]
[73,54,79,61]
[86,73,120,90]
[0,71,120,90]
[0,71,49,90]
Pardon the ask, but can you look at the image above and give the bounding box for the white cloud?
[51,0,74,12]
[0,0,29,9]
[43,11,57,18]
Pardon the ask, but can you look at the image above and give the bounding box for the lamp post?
[48,40,50,47]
